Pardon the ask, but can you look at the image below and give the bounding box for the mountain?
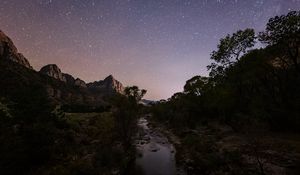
[40,64,67,82]
[0,30,125,111]
[140,99,157,106]
[39,64,124,92]
[87,75,124,94]
[0,30,32,69]
[39,64,87,88]
[63,73,76,85]
[74,78,87,88]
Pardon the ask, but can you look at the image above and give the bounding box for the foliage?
[208,28,256,78]
[151,10,300,133]
[184,76,211,96]
[61,104,110,113]
[151,11,300,175]
[0,60,138,174]
[150,13,300,174]
[111,86,146,149]
[259,11,300,70]
[0,91,69,175]
[259,11,300,46]
[124,86,147,102]
[0,98,12,119]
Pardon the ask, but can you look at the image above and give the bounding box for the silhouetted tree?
[124,86,147,102]
[112,86,146,149]
[170,92,185,100]
[208,28,256,77]
[259,11,300,71]
[184,76,211,96]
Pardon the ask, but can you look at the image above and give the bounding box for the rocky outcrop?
[63,73,76,85]
[46,86,62,99]
[40,65,87,88]
[74,78,87,88]
[0,30,32,69]
[0,30,125,111]
[40,64,67,82]
[87,75,124,94]
[103,75,124,93]
[1,30,124,96]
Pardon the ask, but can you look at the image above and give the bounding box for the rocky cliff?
[39,64,88,88]
[0,30,32,69]
[75,78,87,88]
[0,30,125,109]
[40,64,67,82]
[88,75,124,94]
[63,73,76,85]
[39,63,124,94]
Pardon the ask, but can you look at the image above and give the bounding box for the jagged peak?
[0,30,32,69]
[75,77,85,82]
[0,30,9,39]
[39,64,66,82]
[40,64,60,70]
[104,74,114,81]
[87,75,124,94]
[74,78,87,88]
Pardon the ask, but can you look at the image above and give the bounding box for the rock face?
[0,30,32,69]
[104,75,124,93]
[0,30,126,111]
[74,78,87,88]
[39,65,122,94]
[88,75,124,94]
[1,29,124,106]
[63,73,76,85]
[40,65,87,88]
[40,64,67,82]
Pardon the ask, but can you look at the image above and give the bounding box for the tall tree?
[184,76,210,96]
[112,86,146,149]
[208,29,256,77]
[259,11,300,71]
[124,86,147,102]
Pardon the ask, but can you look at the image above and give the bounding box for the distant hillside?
[140,99,157,106]
[0,30,125,111]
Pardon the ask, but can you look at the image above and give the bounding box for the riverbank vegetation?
[0,85,145,175]
[150,11,300,175]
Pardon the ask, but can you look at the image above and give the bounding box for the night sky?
[0,0,299,100]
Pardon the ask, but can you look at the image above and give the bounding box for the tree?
[184,76,211,96]
[112,86,146,149]
[124,86,147,102]
[259,11,300,70]
[208,29,256,77]
[0,98,11,119]
[170,92,185,100]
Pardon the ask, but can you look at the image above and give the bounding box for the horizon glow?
[0,0,299,100]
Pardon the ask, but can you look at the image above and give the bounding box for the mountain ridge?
[0,30,32,69]
[0,30,125,109]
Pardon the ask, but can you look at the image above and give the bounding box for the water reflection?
[132,117,177,175]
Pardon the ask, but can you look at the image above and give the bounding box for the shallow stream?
[129,117,185,175]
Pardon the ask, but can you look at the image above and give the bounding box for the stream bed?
[129,117,185,175]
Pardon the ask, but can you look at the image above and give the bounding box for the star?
[1,0,299,100]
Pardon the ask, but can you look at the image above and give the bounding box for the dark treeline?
[150,11,300,175]
[152,11,300,132]
[0,10,299,175]
[0,58,146,175]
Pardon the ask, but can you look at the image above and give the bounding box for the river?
[129,117,185,175]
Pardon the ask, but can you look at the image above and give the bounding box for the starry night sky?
[0,0,299,100]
